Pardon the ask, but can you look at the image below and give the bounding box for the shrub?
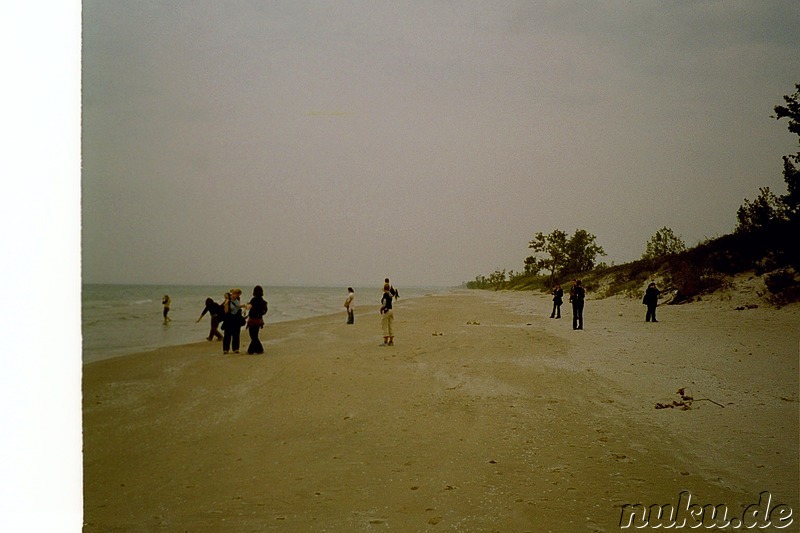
[668,261,725,303]
[764,268,800,306]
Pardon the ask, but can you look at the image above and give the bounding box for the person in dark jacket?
[549,284,563,319]
[245,285,268,354]
[569,280,585,330]
[643,282,661,322]
[380,283,394,346]
[384,278,400,300]
[196,297,224,341]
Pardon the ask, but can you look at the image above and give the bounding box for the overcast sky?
[82,0,800,287]
[2,4,796,523]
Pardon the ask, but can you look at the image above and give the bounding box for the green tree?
[773,82,800,216]
[526,229,568,281]
[523,255,539,275]
[564,229,606,273]
[642,226,687,260]
[487,269,507,290]
[736,187,787,233]
[736,84,799,231]
[527,229,605,280]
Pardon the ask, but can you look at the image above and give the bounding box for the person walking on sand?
[569,280,585,330]
[344,287,355,324]
[245,285,268,354]
[549,284,563,319]
[380,283,394,346]
[196,297,224,341]
[162,294,171,324]
[222,288,244,354]
[643,282,661,322]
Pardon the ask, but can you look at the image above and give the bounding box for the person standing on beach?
[384,278,399,300]
[162,294,171,324]
[549,284,563,319]
[643,282,661,322]
[222,288,244,354]
[196,297,224,341]
[245,285,268,354]
[344,287,355,324]
[380,283,394,346]
[569,280,585,330]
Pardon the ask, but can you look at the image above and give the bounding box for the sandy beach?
[83,288,799,531]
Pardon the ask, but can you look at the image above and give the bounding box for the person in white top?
[344,287,355,324]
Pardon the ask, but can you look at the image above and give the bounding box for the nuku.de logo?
[619,491,793,529]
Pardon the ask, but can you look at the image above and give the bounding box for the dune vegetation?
[468,84,800,307]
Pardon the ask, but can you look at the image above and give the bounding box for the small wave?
[85,303,114,310]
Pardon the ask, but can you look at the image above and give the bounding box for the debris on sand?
[655,387,725,410]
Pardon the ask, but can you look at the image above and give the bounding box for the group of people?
[196,286,268,355]
[547,280,585,329]
[342,278,400,346]
[549,280,662,329]
[183,276,659,357]
[191,278,401,355]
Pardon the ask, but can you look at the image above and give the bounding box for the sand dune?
[83,289,799,531]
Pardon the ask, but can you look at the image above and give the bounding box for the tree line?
[468,83,799,296]
[466,226,685,290]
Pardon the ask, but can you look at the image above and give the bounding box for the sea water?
[82,284,448,363]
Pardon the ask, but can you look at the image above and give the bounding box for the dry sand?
[83,288,799,531]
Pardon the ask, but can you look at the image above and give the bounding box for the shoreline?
[82,287,455,364]
[81,292,441,365]
[83,290,799,530]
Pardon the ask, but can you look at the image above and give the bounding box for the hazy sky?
[82,0,800,287]
[2,4,796,523]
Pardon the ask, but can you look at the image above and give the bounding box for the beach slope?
[83,290,799,531]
